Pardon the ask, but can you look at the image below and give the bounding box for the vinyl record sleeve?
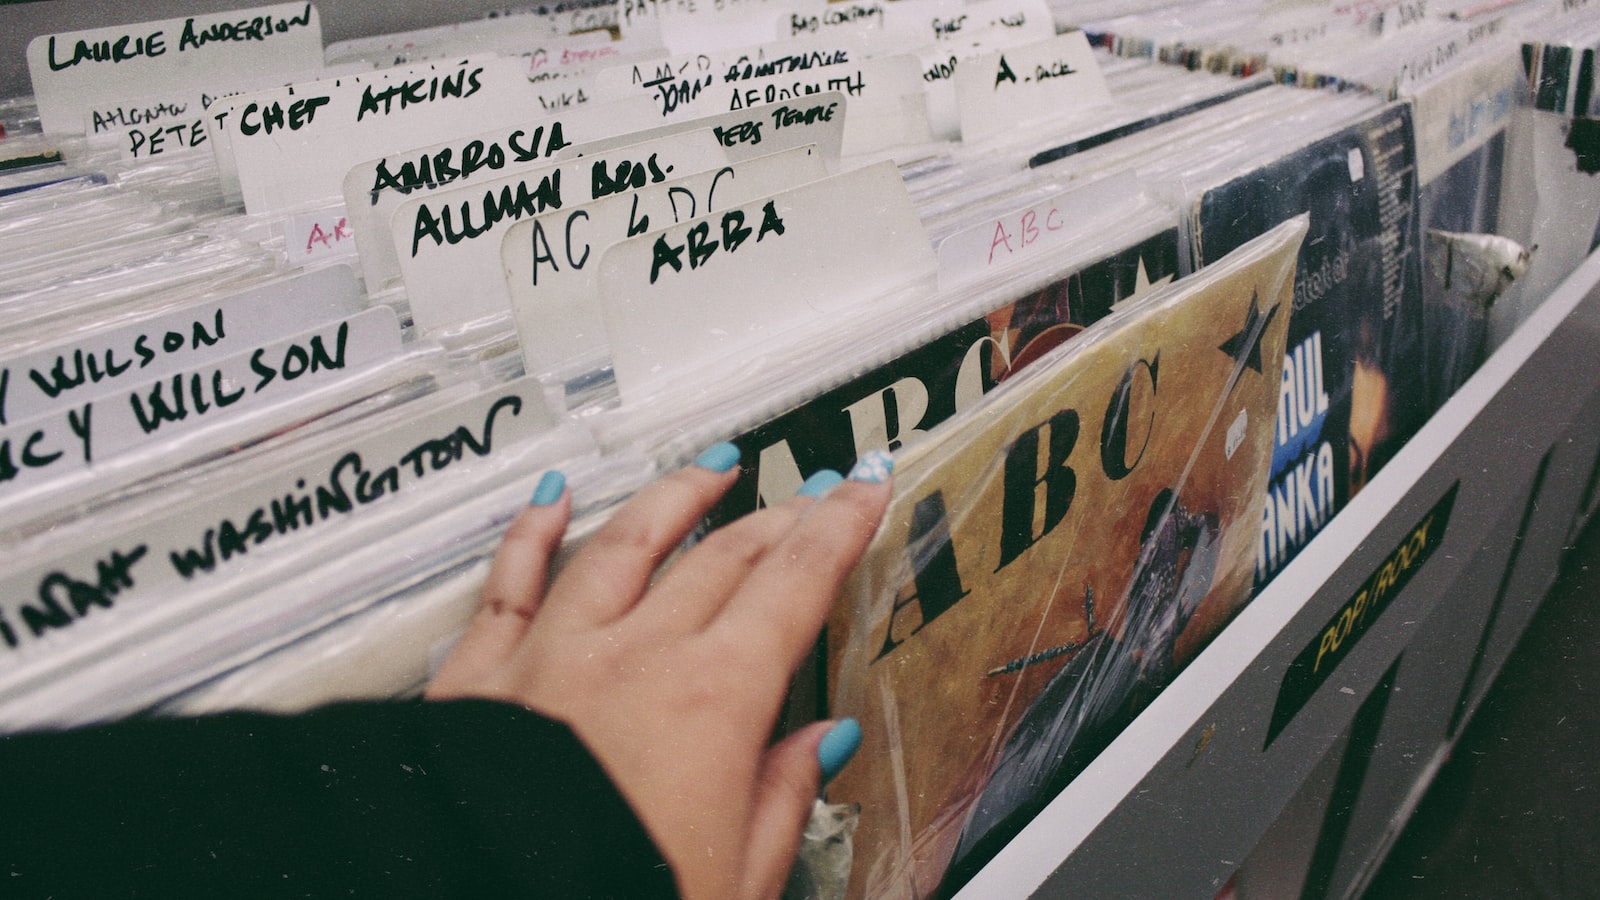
[825,215,1305,899]
[702,225,1182,528]
[1191,101,1426,588]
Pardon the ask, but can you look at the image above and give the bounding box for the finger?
[427,472,571,699]
[635,468,846,636]
[713,461,892,672]
[542,443,742,627]
[738,721,831,900]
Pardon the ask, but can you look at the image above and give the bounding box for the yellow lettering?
[1314,623,1342,672]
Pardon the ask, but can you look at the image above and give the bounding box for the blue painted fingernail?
[848,450,894,484]
[798,469,844,499]
[818,718,862,785]
[530,470,566,506]
[693,442,741,473]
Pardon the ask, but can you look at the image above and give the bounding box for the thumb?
[738,719,862,899]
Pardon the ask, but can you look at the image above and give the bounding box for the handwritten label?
[285,207,359,267]
[505,144,828,382]
[595,41,860,119]
[1373,0,1429,36]
[598,161,934,402]
[916,15,1058,141]
[0,266,363,427]
[954,30,1111,145]
[0,379,552,679]
[935,174,1151,283]
[785,0,954,50]
[207,56,540,216]
[929,0,1052,42]
[343,99,657,291]
[81,94,208,161]
[27,3,323,135]
[394,130,729,334]
[0,307,400,497]
[706,55,929,156]
[574,92,848,171]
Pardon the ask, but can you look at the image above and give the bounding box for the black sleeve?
[1,698,679,899]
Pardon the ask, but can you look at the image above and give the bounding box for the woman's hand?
[427,444,892,899]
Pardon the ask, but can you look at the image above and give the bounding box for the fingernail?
[530,470,566,506]
[848,450,894,484]
[818,718,862,785]
[798,469,844,499]
[693,441,741,473]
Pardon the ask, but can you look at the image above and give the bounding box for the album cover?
[825,216,1304,899]
[1190,102,1426,588]
[703,227,1182,529]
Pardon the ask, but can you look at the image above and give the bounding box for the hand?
[427,444,893,899]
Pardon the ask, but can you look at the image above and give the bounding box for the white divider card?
[924,0,1053,43]
[783,0,1017,48]
[343,100,659,289]
[0,377,554,678]
[323,16,572,67]
[395,129,730,334]
[598,161,935,402]
[618,0,823,48]
[918,19,1061,141]
[504,144,831,380]
[953,30,1113,146]
[26,2,324,136]
[84,68,340,164]
[0,266,364,428]
[208,56,539,216]
[934,174,1148,285]
[0,308,402,498]
[699,55,930,156]
[580,92,849,169]
[592,36,863,115]
[84,94,213,162]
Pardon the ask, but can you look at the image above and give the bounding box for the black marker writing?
[357,66,484,122]
[177,3,313,52]
[592,154,672,199]
[91,102,187,134]
[649,201,785,284]
[46,32,167,71]
[128,323,346,437]
[168,396,521,579]
[237,95,330,136]
[410,172,563,256]
[8,546,148,651]
[368,123,570,202]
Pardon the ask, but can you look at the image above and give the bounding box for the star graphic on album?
[1218,289,1279,374]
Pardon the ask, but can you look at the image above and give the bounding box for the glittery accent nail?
[848,450,894,484]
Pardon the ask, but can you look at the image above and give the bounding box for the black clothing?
[2,699,678,899]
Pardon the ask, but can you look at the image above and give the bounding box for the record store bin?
[2,1,1598,897]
